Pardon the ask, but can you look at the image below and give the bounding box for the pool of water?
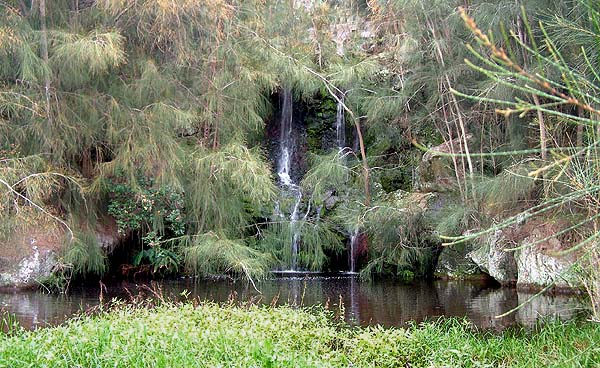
[0,274,586,330]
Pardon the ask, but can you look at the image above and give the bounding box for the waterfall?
[349,228,359,273]
[277,89,294,186]
[277,89,302,271]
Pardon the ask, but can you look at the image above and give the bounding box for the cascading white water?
[277,88,302,271]
[349,228,359,273]
[278,88,294,186]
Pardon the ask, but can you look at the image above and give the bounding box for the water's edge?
[0,276,586,331]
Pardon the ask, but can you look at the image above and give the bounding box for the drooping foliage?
[0,0,382,282]
[2,0,600,300]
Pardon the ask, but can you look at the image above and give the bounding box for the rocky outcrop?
[0,217,121,289]
[467,221,581,290]
[414,138,581,291]
[415,135,473,193]
[468,230,518,285]
[514,223,580,290]
[0,220,64,289]
[0,245,57,289]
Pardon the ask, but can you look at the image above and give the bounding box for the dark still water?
[0,275,586,331]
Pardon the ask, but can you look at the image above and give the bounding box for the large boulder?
[468,221,581,290]
[514,222,580,290]
[468,230,518,285]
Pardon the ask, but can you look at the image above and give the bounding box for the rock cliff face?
[0,245,57,289]
[468,230,518,285]
[417,139,580,290]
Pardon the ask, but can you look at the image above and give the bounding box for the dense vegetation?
[0,303,597,367]
[1,0,600,318]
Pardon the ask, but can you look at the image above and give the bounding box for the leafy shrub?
[106,174,185,273]
[107,174,185,237]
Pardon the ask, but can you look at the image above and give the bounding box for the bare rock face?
[468,221,581,290]
[468,230,518,285]
[0,222,64,289]
[0,246,57,288]
[514,224,580,290]
[0,217,121,289]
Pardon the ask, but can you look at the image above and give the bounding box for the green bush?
[107,175,185,238]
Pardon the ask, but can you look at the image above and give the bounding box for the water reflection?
[0,276,586,331]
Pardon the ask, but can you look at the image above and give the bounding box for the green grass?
[0,303,598,367]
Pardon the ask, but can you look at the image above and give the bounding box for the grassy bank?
[0,303,598,367]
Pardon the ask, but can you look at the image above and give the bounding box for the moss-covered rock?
[434,243,483,279]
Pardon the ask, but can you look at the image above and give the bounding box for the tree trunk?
[446,76,474,182]
[39,0,52,126]
[353,117,371,207]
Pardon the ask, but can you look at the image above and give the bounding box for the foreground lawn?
[0,303,598,367]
